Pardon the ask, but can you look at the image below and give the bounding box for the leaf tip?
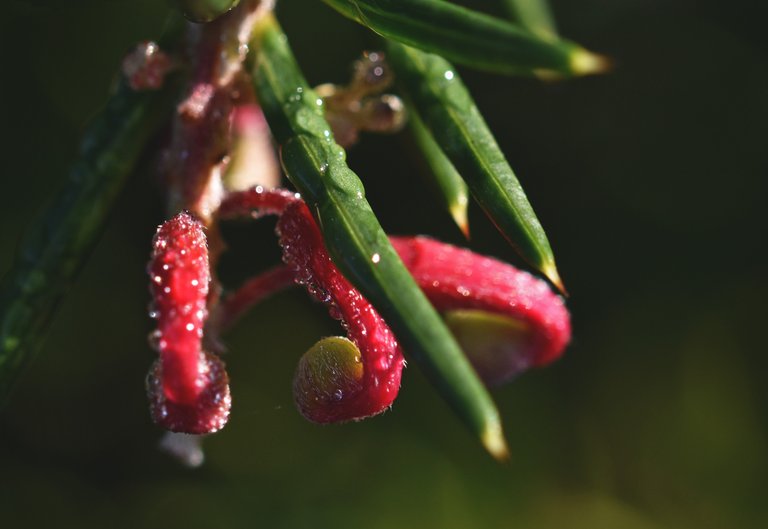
[450,202,470,239]
[542,261,568,297]
[570,48,612,76]
[482,421,510,462]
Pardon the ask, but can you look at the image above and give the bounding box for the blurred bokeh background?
[1,0,767,527]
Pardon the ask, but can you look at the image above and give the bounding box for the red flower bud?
[218,187,405,422]
[278,201,404,423]
[391,236,571,384]
[147,212,230,434]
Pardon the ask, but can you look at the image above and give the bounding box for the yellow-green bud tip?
[542,262,568,296]
[450,201,470,239]
[570,48,612,76]
[482,422,510,462]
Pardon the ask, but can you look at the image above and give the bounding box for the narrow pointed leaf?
[251,15,507,459]
[502,0,558,40]
[388,41,564,292]
[322,0,606,76]
[409,108,469,237]
[0,76,180,403]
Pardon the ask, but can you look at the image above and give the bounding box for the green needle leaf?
[409,108,469,237]
[251,14,508,459]
[322,0,607,77]
[388,41,565,292]
[502,0,558,40]
[0,77,180,403]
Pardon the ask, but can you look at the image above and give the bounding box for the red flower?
[391,237,570,385]
[146,187,570,433]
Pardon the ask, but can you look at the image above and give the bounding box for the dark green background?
[1,1,766,527]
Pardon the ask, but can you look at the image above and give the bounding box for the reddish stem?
[163,1,266,220]
[213,265,296,332]
[218,185,300,219]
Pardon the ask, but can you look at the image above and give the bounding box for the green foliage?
[0,78,180,403]
[323,0,605,76]
[388,41,563,289]
[408,109,469,235]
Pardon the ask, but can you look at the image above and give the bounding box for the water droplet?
[148,329,162,350]
[371,253,380,264]
[444,70,454,80]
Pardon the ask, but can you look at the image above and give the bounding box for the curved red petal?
[391,236,571,370]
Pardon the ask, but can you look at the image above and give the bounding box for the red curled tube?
[219,187,404,423]
[277,201,405,423]
[146,212,231,434]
